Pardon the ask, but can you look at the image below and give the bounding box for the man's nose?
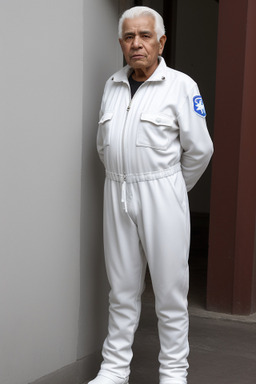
[132,35,142,48]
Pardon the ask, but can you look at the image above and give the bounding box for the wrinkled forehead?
[121,14,156,35]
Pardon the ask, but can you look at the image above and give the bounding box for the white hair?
[118,6,165,41]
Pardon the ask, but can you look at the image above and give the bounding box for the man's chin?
[129,60,146,69]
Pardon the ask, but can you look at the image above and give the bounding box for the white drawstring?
[105,163,182,214]
[121,181,128,212]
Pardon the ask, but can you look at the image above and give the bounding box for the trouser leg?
[137,172,190,384]
[99,179,147,381]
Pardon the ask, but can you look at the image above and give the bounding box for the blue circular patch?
[193,95,206,117]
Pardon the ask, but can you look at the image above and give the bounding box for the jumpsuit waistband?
[105,163,181,183]
[105,163,181,213]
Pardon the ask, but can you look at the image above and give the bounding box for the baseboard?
[29,350,102,384]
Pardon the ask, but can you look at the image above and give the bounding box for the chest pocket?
[98,112,113,148]
[136,113,177,150]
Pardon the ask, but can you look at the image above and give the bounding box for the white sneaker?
[88,374,129,384]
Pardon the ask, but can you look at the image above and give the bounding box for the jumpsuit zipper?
[121,81,146,212]
[121,100,131,212]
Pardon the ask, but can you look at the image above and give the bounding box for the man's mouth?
[131,54,144,59]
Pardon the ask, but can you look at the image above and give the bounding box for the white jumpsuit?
[96,57,213,384]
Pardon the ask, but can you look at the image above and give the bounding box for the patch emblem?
[193,96,206,117]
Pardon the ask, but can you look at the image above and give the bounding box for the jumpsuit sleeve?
[97,107,104,164]
[177,84,214,192]
[97,80,109,165]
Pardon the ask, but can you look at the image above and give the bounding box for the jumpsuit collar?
[111,56,168,84]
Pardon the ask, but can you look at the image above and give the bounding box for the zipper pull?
[127,105,130,112]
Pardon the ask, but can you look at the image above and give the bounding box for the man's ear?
[159,35,167,55]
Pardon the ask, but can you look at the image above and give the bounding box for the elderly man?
[90,6,213,384]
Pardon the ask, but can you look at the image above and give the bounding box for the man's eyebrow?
[139,30,152,35]
[123,31,135,37]
[123,30,153,37]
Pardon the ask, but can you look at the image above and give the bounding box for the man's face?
[119,15,166,78]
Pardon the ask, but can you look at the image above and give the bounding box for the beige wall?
[78,0,125,359]
[0,1,125,384]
